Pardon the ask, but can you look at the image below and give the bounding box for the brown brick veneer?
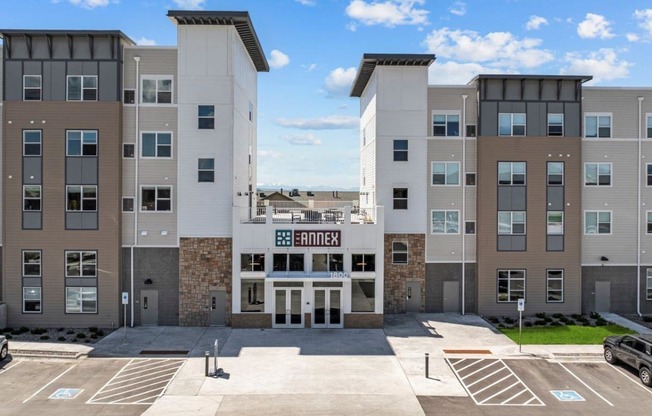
[384,234,426,313]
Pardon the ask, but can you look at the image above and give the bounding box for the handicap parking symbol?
[551,390,585,402]
[49,388,83,400]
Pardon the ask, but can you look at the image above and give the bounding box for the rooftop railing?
[238,205,376,224]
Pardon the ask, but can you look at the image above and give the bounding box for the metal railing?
[238,206,375,224]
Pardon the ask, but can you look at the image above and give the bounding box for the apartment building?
[352,53,652,317]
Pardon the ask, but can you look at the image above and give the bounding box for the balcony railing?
[238,205,376,224]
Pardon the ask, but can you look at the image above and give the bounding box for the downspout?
[638,96,644,317]
[461,94,468,315]
[131,55,141,327]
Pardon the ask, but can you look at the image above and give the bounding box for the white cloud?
[526,15,548,31]
[172,0,205,10]
[634,9,652,36]
[627,33,640,42]
[345,0,429,28]
[258,149,282,159]
[268,50,290,69]
[67,0,110,8]
[423,28,553,69]
[577,13,614,39]
[449,1,466,16]
[347,22,358,32]
[276,115,358,130]
[295,0,316,5]
[427,61,500,85]
[136,37,157,46]
[281,134,322,146]
[324,67,357,98]
[561,48,631,83]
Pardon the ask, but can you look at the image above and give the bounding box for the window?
[351,279,375,312]
[66,287,97,313]
[431,210,459,234]
[392,241,408,264]
[393,140,408,161]
[241,254,265,272]
[67,75,97,101]
[647,269,652,300]
[198,158,215,182]
[65,251,97,277]
[23,287,41,313]
[499,113,526,136]
[241,279,264,312]
[647,115,652,139]
[466,125,476,137]
[547,212,564,235]
[66,185,97,211]
[585,211,611,234]
[585,114,611,138]
[466,173,476,186]
[548,114,564,136]
[273,253,304,272]
[123,89,135,104]
[23,130,42,156]
[122,197,134,212]
[498,211,526,235]
[497,270,525,302]
[123,144,135,158]
[647,212,652,234]
[433,113,460,136]
[66,130,97,156]
[141,133,172,158]
[352,254,375,272]
[584,163,611,186]
[647,164,652,186]
[141,186,171,211]
[249,101,254,122]
[547,162,564,185]
[23,185,41,211]
[465,221,476,234]
[142,77,172,104]
[198,105,215,129]
[432,162,460,185]
[23,251,41,277]
[498,162,526,185]
[312,253,344,272]
[23,75,41,101]
[393,188,408,210]
[547,270,564,302]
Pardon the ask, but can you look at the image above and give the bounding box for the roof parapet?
[350,53,435,97]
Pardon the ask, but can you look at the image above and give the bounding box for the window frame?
[23,130,42,156]
[66,75,98,101]
[547,211,564,235]
[646,211,652,235]
[122,197,134,213]
[66,185,97,212]
[647,163,652,187]
[547,113,564,136]
[465,221,476,234]
[352,254,376,272]
[431,162,460,186]
[123,88,135,105]
[241,253,266,272]
[311,253,344,272]
[23,250,42,277]
[584,210,612,235]
[198,158,215,182]
[584,113,612,138]
[23,185,42,212]
[497,269,526,303]
[23,287,42,314]
[65,286,97,314]
[23,75,42,101]
[584,163,612,187]
[432,112,461,137]
[123,143,135,158]
[272,253,305,273]
[546,269,564,303]
[140,132,172,159]
[392,241,408,265]
[647,114,652,139]
[498,113,526,136]
[198,105,215,129]
[431,210,460,234]
[393,188,408,210]
[465,172,476,186]
[393,139,408,161]
[547,162,564,186]
[140,185,172,212]
[65,250,97,278]
[498,211,526,235]
[498,162,526,185]
[66,130,98,157]
[647,269,652,300]
[141,76,173,104]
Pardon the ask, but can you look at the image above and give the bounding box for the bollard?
[425,353,429,378]
[205,351,210,377]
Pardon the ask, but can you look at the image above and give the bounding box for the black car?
[0,335,7,361]
[603,334,652,386]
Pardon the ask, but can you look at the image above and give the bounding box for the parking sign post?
[122,292,129,343]
[517,298,525,353]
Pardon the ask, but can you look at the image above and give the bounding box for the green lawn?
[499,324,636,345]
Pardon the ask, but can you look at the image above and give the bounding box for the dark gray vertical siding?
[425,263,477,313]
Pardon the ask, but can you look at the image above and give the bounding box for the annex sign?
[275,230,341,247]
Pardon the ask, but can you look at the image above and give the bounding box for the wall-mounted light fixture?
[600,256,609,262]
[144,278,153,285]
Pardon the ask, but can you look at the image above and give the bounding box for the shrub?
[90,334,98,339]
[31,328,47,335]
[504,317,515,325]
[524,321,533,327]
[11,329,21,335]
[643,316,652,322]
[534,319,547,326]
[498,324,505,329]
[549,321,562,327]
[66,330,74,335]
[571,314,582,320]
[595,319,608,326]
[488,316,499,323]
[2,327,13,334]
[589,312,601,319]
[76,333,86,339]
[71,338,78,342]
[543,316,553,323]
[552,313,564,319]
[57,336,66,342]
[97,330,104,336]
[40,335,49,340]
[535,312,546,319]
[89,327,98,333]
[5,334,12,340]
[19,326,30,334]
[84,339,91,343]
[582,321,593,326]
[57,328,64,332]
[559,316,570,323]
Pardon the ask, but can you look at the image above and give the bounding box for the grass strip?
[499,324,635,345]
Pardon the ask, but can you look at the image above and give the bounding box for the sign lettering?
[294,230,341,247]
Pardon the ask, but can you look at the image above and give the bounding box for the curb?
[10,349,86,359]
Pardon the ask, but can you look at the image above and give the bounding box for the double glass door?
[274,288,303,328]
[313,289,342,328]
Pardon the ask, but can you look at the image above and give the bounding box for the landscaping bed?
[1,326,114,344]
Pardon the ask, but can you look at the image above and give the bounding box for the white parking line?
[462,360,500,380]
[112,360,180,381]
[502,388,528,404]
[473,374,513,396]
[93,380,169,401]
[22,364,77,403]
[467,367,508,388]
[479,381,520,404]
[0,360,24,373]
[558,363,614,407]
[609,364,652,396]
[96,372,174,395]
[108,363,181,385]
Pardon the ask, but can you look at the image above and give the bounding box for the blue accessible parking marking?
[551,390,585,402]
[49,388,84,400]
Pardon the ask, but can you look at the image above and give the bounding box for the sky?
[2,1,652,190]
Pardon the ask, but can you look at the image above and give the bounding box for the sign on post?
[517,298,525,312]
[122,292,129,305]
[517,298,525,352]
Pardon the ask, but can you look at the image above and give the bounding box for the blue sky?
[3,0,652,190]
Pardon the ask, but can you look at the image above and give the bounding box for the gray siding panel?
[565,103,580,137]
[480,102,497,136]
[23,157,41,184]
[82,158,98,184]
[547,235,564,251]
[23,277,41,287]
[82,61,98,75]
[22,212,41,229]
[99,61,118,101]
[5,61,22,101]
[23,61,41,75]
[582,266,638,314]
[548,187,564,211]
[425,263,476,313]
[66,158,82,184]
[50,62,66,101]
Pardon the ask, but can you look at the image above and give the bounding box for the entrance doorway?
[313,288,343,328]
[273,288,303,328]
[406,281,420,313]
[209,290,227,326]
[443,281,460,313]
[140,290,158,326]
[595,281,611,313]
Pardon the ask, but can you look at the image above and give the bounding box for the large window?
[23,75,42,101]
[647,269,652,300]
[241,279,264,312]
[351,279,375,312]
[498,211,526,235]
[547,270,564,303]
[66,130,97,156]
[547,114,563,136]
[352,254,375,272]
[585,211,611,234]
[23,287,41,313]
[585,114,611,138]
[432,162,460,185]
[431,210,459,234]
[498,162,526,185]
[66,185,97,211]
[392,241,408,264]
[584,163,611,186]
[312,253,344,272]
[499,113,526,136]
[66,287,97,313]
[141,186,171,211]
[23,130,42,156]
[547,212,564,235]
[393,188,408,210]
[23,185,41,211]
[241,254,265,272]
[67,75,97,101]
[547,162,564,185]
[273,253,304,272]
[393,140,408,161]
[433,113,460,136]
[497,270,525,302]
[198,158,215,182]
[65,251,97,277]
[142,77,172,104]
[141,133,172,158]
[23,251,41,277]
[198,105,215,129]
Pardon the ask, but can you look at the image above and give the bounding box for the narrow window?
[547,212,564,235]
[23,185,41,211]
[393,140,408,161]
[392,241,408,264]
[23,75,42,101]
[123,144,135,158]
[393,188,408,210]
[547,162,564,185]
[198,158,215,182]
[547,114,564,136]
[647,212,652,234]
[123,89,135,104]
[122,197,134,212]
[198,105,215,129]
[465,173,476,186]
[466,125,476,137]
[241,279,265,312]
[465,221,476,234]
[23,251,41,277]
[547,270,564,302]
[647,269,652,300]
[647,115,652,139]
[23,287,42,313]
[23,130,42,156]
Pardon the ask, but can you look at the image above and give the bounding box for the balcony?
[238,202,378,225]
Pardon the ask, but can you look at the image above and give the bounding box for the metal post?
[213,339,218,375]
[519,310,522,353]
[205,351,210,377]
[425,353,429,378]
[123,303,127,342]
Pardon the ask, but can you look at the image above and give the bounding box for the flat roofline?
[167,10,269,72]
[469,74,593,84]
[0,29,135,45]
[350,53,435,97]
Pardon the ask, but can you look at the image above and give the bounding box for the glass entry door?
[313,288,342,328]
[273,288,303,328]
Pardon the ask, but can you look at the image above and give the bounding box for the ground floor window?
[497,270,525,302]
[66,287,97,313]
[392,241,408,264]
[23,287,41,313]
[647,269,652,300]
[241,279,265,312]
[351,279,375,312]
[241,253,265,272]
[546,270,564,303]
[352,254,375,272]
[273,253,304,272]
[312,253,344,272]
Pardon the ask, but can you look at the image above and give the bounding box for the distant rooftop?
[350,53,436,97]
